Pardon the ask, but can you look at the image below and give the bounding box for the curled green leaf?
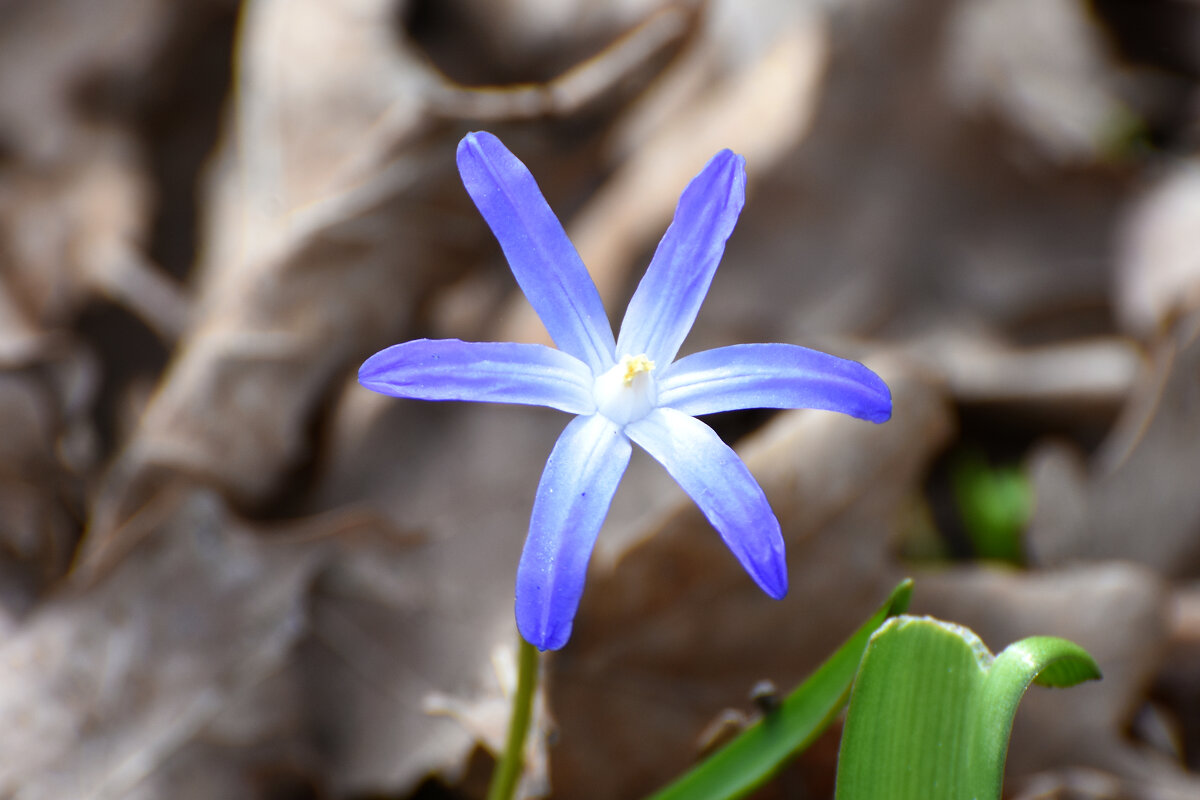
[835,616,1101,800]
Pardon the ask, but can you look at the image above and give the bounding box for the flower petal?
[658,343,892,422]
[359,338,595,414]
[457,132,615,372]
[516,414,632,650]
[625,407,787,598]
[615,150,746,365]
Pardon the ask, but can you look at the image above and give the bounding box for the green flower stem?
[488,635,541,800]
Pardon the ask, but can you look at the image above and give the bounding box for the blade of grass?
[646,579,913,800]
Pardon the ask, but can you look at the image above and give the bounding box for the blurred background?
[1,0,1199,797]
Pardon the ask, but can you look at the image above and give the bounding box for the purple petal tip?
[866,373,894,424]
[517,605,571,651]
[758,558,789,600]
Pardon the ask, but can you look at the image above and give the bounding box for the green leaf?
[835,616,1101,800]
[951,451,1032,564]
[646,579,913,800]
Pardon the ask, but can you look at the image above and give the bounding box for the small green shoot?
[835,616,1101,800]
[951,452,1032,563]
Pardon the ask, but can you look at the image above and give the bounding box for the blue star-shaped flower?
[360,131,891,650]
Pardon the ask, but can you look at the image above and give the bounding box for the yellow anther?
[621,354,655,386]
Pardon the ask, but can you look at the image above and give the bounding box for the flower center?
[594,354,657,425]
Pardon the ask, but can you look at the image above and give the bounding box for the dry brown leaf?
[1027,313,1200,575]
[0,0,192,341]
[1013,766,1195,800]
[906,331,1142,406]
[0,356,95,611]
[943,0,1134,163]
[86,0,467,549]
[302,401,572,794]
[1116,160,1200,335]
[0,489,327,800]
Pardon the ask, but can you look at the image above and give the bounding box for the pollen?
[621,354,655,386]
[594,353,658,425]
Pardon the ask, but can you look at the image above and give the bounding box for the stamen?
[622,354,655,386]
[594,353,658,425]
